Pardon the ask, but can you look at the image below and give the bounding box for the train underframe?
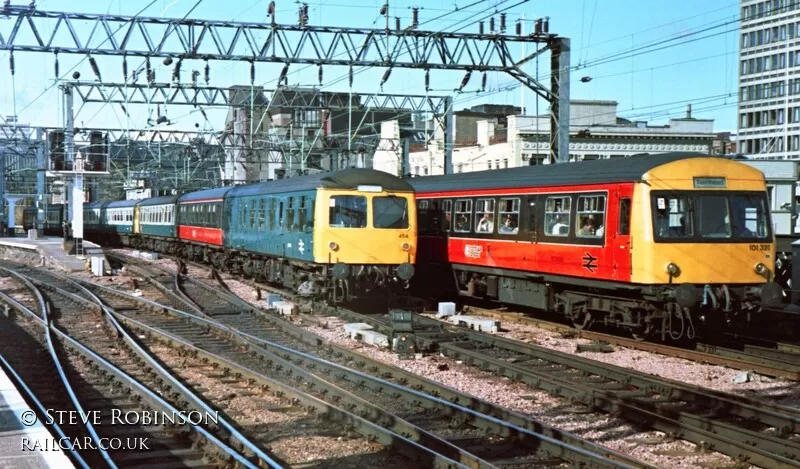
[93,232,413,304]
[417,262,786,342]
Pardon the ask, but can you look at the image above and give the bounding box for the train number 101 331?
[749,244,771,252]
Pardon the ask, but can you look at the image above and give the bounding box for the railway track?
[0,264,258,469]
[109,252,800,468]
[103,252,651,469]
[3,262,459,469]
[326,306,800,469]
[453,306,800,382]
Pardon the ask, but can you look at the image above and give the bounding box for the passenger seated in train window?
[455,215,469,232]
[550,215,568,235]
[499,215,518,234]
[476,213,494,233]
[578,217,596,236]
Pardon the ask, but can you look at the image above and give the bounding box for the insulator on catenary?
[89,56,101,81]
[204,60,210,84]
[500,13,506,33]
[122,56,128,81]
[543,17,549,33]
[250,61,255,84]
[481,72,487,91]
[278,63,289,84]
[380,68,392,87]
[267,1,275,15]
[395,17,400,31]
[9,50,14,76]
[192,70,199,86]
[412,8,419,27]
[489,17,495,32]
[424,69,429,91]
[173,59,182,82]
[348,66,353,87]
[458,70,471,92]
[516,21,521,35]
[146,57,152,79]
[54,52,60,78]
[318,65,323,85]
[479,21,484,35]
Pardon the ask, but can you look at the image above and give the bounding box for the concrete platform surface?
[0,237,105,273]
[0,366,76,469]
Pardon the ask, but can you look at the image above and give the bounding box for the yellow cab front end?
[313,185,417,290]
[630,157,783,310]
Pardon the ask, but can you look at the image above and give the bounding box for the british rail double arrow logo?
[582,253,598,273]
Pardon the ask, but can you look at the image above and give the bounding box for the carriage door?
[523,196,539,270]
[133,206,140,234]
[612,195,632,281]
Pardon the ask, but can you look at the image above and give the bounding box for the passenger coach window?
[329,195,367,228]
[373,196,409,229]
[545,196,571,236]
[653,195,693,238]
[498,198,520,234]
[454,199,473,233]
[442,200,453,232]
[696,195,731,238]
[475,198,495,233]
[576,195,606,238]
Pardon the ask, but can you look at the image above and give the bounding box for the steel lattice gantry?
[69,81,450,112]
[0,4,571,165]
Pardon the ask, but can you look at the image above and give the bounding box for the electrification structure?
[0,1,570,254]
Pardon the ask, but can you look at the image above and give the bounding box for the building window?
[503,158,508,168]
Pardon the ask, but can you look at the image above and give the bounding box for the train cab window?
[474,198,495,233]
[731,194,770,239]
[454,199,473,233]
[498,198,520,235]
[442,200,453,232]
[373,196,409,229]
[576,195,606,238]
[696,195,732,239]
[653,195,693,239]
[544,196,571,237]
[618,198,631,235]
[329,195,367,228]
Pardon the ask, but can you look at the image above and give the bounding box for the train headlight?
[329,241,339,251]
[755,263,767,275]
[401,242,411,251]
[666,263,680,277]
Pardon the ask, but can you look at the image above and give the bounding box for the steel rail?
[110,312,478,469]
[457,306,800,381]
[0,267,117,469]
[255,299,800,469]
[108,253,657,469]
[25,264,474,468]
[80,276,647,469]
[15,269,286,469]
[0,353,91,469]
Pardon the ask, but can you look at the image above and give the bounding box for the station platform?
[0,236,105,273]
[0,363,76,468]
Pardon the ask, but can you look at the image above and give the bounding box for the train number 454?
[749,244,771,252]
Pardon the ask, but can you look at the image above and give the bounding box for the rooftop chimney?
[686,104,692,119]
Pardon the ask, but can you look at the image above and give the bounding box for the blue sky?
[0,0,741,133]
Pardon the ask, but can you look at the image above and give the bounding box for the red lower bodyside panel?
[178,225,224,246]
